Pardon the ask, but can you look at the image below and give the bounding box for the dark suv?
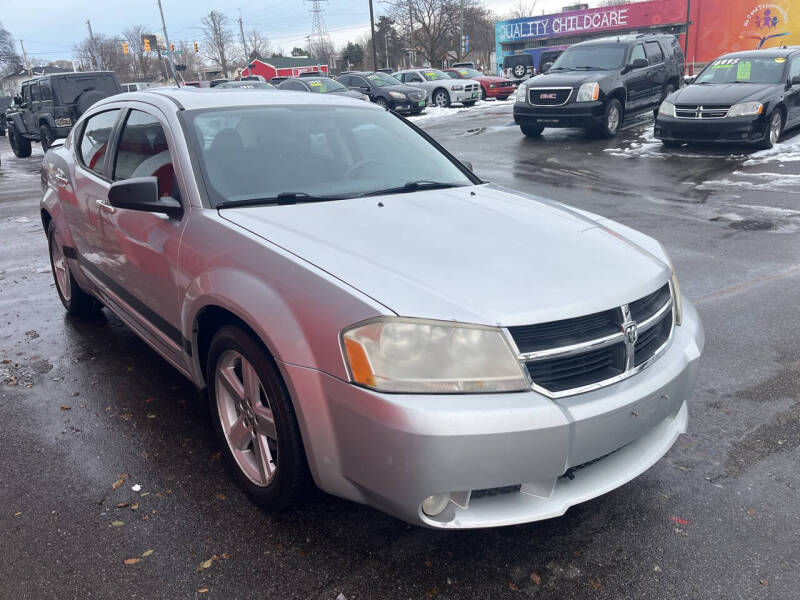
[514,34,684,138]
[4,71,121,157]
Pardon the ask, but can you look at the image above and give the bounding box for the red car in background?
[444,67,515,101]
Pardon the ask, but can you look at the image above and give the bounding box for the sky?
[1,0,604,63]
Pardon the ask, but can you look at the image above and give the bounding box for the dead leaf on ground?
[111,520,125,527]
[131,502,139,511]
[197,558,213,573]
[590,576,603,590]
[424,560,433,568]
[111,474,129,490]
[147,413,156,419]
[198,588,209,594]
[509,582,519,591]
[114,502,130,509]
[60,405,71,411]
[124,558,141,565]
[530,572,542,585]
[221,553,230,560]
[215,493,226,501]
[211,451,221,461]
[747,507,756,516]
[142,549,154,557]
[760,579,768,586]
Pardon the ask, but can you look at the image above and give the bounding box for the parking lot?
[2,103,800,599]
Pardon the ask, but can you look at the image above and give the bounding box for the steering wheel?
[345,159,381,180]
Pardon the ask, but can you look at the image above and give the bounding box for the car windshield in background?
[367,72,402,87]
[457,68,482,78]
[219,82,274,89]
[695,57,786,84]
[306,78,346,93]
[186,105,472,206]
[421,69,450,81]
[549,45,626,71]
[55,75,120,104]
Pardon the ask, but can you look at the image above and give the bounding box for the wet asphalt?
[1,102,800,599]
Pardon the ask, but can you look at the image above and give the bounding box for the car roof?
[92,87,378,112]
[717,47,800,59]
[573,34,667,47]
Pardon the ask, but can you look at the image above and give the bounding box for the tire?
[757,110,784,150]
[40,123,55,152]
[207,325,311,511]
[462,100,476,107]
[0,125,5,137]
[480,87,487,101]
[375,97,388,109]
[512,64,527,79]
[433,89,451,108]
[654,83,676,119]
[8,123,32,158]
[47,221,100,316]
[595,98,623,138]
[521,124,544,137]
[75,90,108,116]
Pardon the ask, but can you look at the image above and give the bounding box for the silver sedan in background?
[393,68,483,107]
[40,88,703,528]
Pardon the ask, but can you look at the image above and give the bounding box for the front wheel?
[47,221,100,316]
[521,124,544,137]
[375,97,388,109]
[758,110,783,150]
[40,124,55,152]
[462,100,476,107]
[480,88,487,101]
[207,325,311,511]
[595,99,623,138]
[8,124,32,158]
[433,89,451,108]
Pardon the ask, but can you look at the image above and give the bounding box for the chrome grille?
[528,87,572,106]
[675,104,731,119]
[509,283,674,397]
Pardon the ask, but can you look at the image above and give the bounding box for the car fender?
[7,111,25,132]
[38,112,57,130]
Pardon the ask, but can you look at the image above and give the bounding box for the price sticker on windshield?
[775,57,786,63]
[711,58,739,69]
[736,61,751,80]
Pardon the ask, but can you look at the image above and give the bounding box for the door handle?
[96,199,116,214]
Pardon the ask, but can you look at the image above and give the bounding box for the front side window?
[31,83,40,102]
[79,109,121,176]
[306,78,346,93]
[113,110,178,199]
[420,69,449,81]
[549,45,626,71]
[629,44,646,65]
[366,72,402,87]
[185,105,472,206]
[39,80,53,101]
[21,85,30,104]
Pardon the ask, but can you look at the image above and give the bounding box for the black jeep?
[4,71,121,157]
[0,96,13,136]
[514,34,685,138]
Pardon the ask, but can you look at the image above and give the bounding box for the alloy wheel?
[434,91,449,107]
[215,350,278,487]
[607,105,620,134]
[49,233,71,303]
[769,113,782,146]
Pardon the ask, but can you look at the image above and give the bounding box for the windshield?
[456,68,482,78]
[185,105,472,206]
[220,82,273,89]
[306,78,346,93]
[695,56,786,84]
[420,69,449,81]
[367,72,402,87]
[549,45,625,71]
[55,74,120,104]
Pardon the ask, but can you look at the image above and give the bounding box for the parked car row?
[512,33,800,149]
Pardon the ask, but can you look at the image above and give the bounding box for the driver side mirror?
[108,177,182,219]
[684,75,697,85]
[359,85,370,93]
[626,58,649,72]
[460,160,473,172]
[789,75,800,87]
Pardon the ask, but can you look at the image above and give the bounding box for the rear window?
[54,74,120,104]
[645,41,663,64]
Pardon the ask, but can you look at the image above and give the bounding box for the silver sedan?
[393,68,482,107]
[41,88,703,528]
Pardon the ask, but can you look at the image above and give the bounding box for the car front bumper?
[654,114,767,144]
[391,99,427,114]
[485,86,514,99]
[514,100,605,128]
[283,300,703,528]
[451,89,481,103]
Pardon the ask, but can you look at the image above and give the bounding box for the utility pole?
[368,0,377,71]
[18,40,31,76]
[407,0,414,67]
[156,0,179,85]
[85,20,102,70]
[683,0,691,72]
[238,10,249,63]
[459,0,464,61]
[384,33,389,69]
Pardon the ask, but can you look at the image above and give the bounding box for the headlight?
[728,101,763,117]
[341,318,529,393]
[576,81,599,102]
[450,84,464,91]
[489,84,497,89]
[515,85,527,102]
[659,244,683,326]
[658,101,676,117]
[388,91,406,99]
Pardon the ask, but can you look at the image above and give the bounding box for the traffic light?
[170,43,175,52]
[143,38,151,52]
[122,42,129,55]
[193,41,199,54]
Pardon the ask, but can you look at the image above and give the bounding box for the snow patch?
[745,130,800,165]
[407,98,514,123]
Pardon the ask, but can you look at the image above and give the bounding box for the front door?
[788,56,800,126]
[624,44,650,111]
[645,41,668,103]
[21,84,36,133]
[95,106,187,350]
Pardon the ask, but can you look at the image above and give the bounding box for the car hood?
[384,84,424,96]
[527,72,598,87]
[330,89,367,99]
[220,185,670,326]
[478,76,512,84]
[671,82,777,104]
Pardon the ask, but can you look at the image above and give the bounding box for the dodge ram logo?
[623,321,639,345]
[540,93,557,99]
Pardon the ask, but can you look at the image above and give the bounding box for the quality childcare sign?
[496,0,687,43]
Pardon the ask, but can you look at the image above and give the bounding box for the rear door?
[21,84,36,133]
[624,44,650,111]
[645,40,667,102]
[96,106,188,354]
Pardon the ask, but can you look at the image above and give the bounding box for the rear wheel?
[595,99,622,138]
[40,124,55,152]
[8,123,32,158]
[207,325,311,511]
[521,124,544,137]
[757,110,783,150]
[47,221,100,316]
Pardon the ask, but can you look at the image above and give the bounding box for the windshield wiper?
[572,66,604,70]
[216,192,350,209]
[358,180,465,198]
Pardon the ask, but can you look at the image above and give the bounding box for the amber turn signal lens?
[344,338,376,387]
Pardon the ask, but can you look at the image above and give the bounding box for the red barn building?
[241,57,329,82]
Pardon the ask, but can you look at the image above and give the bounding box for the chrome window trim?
[528,87,573,106]
[505,285,675,399]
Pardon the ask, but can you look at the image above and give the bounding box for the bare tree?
[505,0,538,20]
[201,10,234,77]
[388,0,460,66]
[245,29,270,61]
[123,25,159,80]
[0,21,23,76]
